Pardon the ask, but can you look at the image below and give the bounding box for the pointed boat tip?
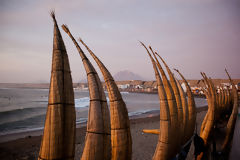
[138,40,145,46]
[148,46,155,54]
[154,52,164,61]
[50,9,56,21]
[173,68,179,72]
[225,68,232,81]
[154,52,162,61]
[61,24,69,33]
[139,41,149,50]
[78,37,83,43]
[78,38,87,47]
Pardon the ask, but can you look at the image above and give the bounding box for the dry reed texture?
[150,47,179,157]
[221,69,239,153]
[174,69,196,141]
[140,42,198,160]
[154,52,184,147]
[62,25,111,160]
[175,78,189,144]
[38,12,76,160]
[195,69,238,159]
[79,39,132,160]
[140,42,171,160]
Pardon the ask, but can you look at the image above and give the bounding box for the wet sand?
[0,107,208,160]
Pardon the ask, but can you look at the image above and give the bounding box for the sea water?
[0,88,207,135]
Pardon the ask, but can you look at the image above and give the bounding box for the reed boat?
[140,42,196,160]
[38,12,76,160]
[196,70,239,160]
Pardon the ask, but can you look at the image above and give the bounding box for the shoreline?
[0,106,207,143]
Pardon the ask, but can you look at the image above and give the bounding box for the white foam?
[75,97,90,108]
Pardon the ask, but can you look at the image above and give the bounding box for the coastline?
[0,106,208,160]
[0,106,207,143]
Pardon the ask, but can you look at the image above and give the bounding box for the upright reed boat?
[38,12,76,160]
[140,42,196,160]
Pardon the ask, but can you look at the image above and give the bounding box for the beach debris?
[79,38,132,160]
[38,11,76,160]
[142,129,160,134]
[62,25,111,160]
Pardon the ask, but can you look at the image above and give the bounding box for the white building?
[117,84,130,89]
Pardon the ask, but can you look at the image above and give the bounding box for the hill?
[113,70,143,81]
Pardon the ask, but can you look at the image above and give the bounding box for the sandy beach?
[0,107,208,160]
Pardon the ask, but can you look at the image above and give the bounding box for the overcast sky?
[0,0,240,83]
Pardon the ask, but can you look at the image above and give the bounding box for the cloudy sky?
[0,0,240,83]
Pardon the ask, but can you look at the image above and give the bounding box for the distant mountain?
[113,70,144,81]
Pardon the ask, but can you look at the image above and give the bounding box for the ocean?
[0,88,207,135]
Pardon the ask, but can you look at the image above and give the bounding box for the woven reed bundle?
[146,48,178,156]
[38,12,76,160]
[221,69,239,152]
[196,73,216,159]
[61,25,111,160]
[174,69,196,142]
[79,39,132,160]
[140,42,171,160]
[196,70,238,159]
[153,51,184,146]
[175,77,189,144]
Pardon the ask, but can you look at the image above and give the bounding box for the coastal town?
[1,79,239,96]
[77,79,240,96]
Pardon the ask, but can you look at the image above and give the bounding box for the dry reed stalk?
[153,51,184,146]
[61,25,111,160]
[140,42,171,160]
[142,129,160,134]
[174,69,196,142]
[221,69,239,152]
[79,39,132,160]
[38,11,76,160]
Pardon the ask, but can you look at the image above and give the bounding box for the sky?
[0,0,240,83]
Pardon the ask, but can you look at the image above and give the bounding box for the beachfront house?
[117,84,130,89]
